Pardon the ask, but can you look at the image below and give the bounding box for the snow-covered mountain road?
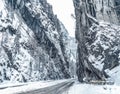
[0,79,75,94]
[18,80,74,94]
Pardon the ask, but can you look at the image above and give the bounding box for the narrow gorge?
[0,0,120,86]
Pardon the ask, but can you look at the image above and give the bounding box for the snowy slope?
[66,82,120,94]
[106,65,120,85]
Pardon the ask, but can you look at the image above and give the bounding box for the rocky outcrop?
[73,0,120,82]
[0,0,76,83]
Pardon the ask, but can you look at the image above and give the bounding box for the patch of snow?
[0,0,4,11]
[88,54,104,71]
[66,82,120,94]
[0,0,7,18]
[105,65,120,85]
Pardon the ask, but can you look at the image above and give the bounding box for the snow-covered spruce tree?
[73,0,120,82]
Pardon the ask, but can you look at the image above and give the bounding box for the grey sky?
[47,0,75,37]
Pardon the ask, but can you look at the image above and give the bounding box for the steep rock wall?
[73,0,120,82]
[0,0,76,83]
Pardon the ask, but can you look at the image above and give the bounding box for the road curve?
[17,80,74,94]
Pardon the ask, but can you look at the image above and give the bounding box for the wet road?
[17,80,74,94]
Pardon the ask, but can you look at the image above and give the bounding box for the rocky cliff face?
[115,0,120,22]
[0,0,76,83]
[92,0,119,24]
[73,0,120,82]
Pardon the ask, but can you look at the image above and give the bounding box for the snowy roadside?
[0,79,73,94]
[66,81,120,94]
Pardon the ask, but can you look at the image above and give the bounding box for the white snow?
[0,0,4,11]
[0,0,7,18]
[105,65,120,85]
[66,82,120,94]
[0,79,70,94]
[1,80,120,94]
[88,54,104,71]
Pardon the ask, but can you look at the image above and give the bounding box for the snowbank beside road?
[67,82,120,94]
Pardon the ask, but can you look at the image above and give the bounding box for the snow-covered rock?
[86,22,120,83]
[0,0,76,83]
[73,0,120,83]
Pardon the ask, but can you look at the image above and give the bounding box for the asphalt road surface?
[17,80,74,94]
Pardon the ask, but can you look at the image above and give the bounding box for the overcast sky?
[47,0,75,37]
